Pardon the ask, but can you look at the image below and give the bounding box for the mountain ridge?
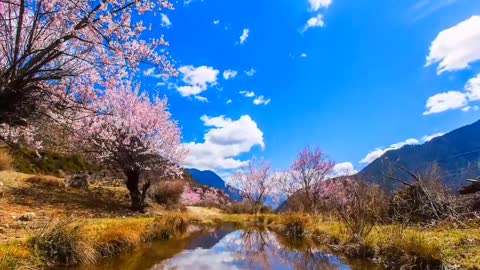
[186,168,242,201]
[358,119,480,190]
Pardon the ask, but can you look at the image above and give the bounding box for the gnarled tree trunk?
[125,169,149,212]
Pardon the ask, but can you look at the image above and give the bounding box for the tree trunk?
[125,169,145,212]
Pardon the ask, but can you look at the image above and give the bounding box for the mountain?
[187,168,242,201]
[358,120,480,190]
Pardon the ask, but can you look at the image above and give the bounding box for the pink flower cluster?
[181,184,229,206]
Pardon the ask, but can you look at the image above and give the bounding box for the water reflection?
[73,228,377,270]
[153,230,377,270]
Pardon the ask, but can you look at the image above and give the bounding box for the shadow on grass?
[6,184,130,216]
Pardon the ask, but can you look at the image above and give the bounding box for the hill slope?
[358,120,480,189]
[187,169,242,201]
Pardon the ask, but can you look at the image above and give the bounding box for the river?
[72,227,379,270]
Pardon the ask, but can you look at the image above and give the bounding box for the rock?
[65,174,89,190]
[17,212,36,222]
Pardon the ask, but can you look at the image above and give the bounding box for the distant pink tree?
[181,185,202,206]
[0,0,175,127]
[73,81,186,211]
[229,158,278,214]
[288,146,335,213]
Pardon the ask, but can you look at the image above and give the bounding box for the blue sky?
[138,0,480,176]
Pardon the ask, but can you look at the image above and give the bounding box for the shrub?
[329,177,388,242]
[388,163,456,224]
[0,149,13,171]
[279,214,310,238]
[222,201,254,214]
[149,181,184,209]
[29,222,96,266]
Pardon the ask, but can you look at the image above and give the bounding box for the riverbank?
[1,171,479,269]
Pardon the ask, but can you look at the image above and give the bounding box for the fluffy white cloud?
[360,138,420,164]
[183,115,265,170]
[253,95,271,105]
[423,91,468,115]
[426,16,480,74]
[332,162,356,177]
[223,69,238,80]
[239,90,255,98]
[303,14,325,32]
[176,65,219,97]
[239,28,249,44]
[421,132,445,142]
[300,53,308,58]
[244,68,256,76]
[465,74,480,101]
[213,20,220,25]
[160,13,172,28]
[194,96,208,102]
[226,99,232,104]
[309,0,332,11]
[424,74,480,115]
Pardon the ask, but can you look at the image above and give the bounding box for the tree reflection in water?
[226,229,346,270]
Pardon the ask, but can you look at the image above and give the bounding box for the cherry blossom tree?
[288,146,335,213]
[73,81,186,211]
[229,158,278,214]
[0,0,176,127]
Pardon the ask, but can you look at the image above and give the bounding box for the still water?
[77,227,379,270]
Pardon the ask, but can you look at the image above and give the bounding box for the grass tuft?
[29,221,97,266]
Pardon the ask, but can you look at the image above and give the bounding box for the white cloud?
[300,53,308,58]
[239,28,249,44]
[465,74,480,101]
[194,96,208,102]
[226,99,232,104]
[474,105,479,111]
[422,132,445,142]
[213,20,220,25]
[462,106,471,112]
[332,162,356,177]
[183,115,264,170]
[423,91,468,115]
[426,16,480,74]
[177,85,203,96]
[308,0,332,11]
[244,68,256,76]
[253,96,271,105]
[303,14,325,32]
[176,65,219,97]
[360,138,420,164]
[239,90,255,98]
[143,67,155,76]
[408,0,459,22]
[423,74,480,115]
[160,13,172,28]
[223,69,238,80]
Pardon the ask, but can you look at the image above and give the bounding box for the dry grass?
[0,243,37,270]
[0,149,13,171]
[24,175,65,189]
